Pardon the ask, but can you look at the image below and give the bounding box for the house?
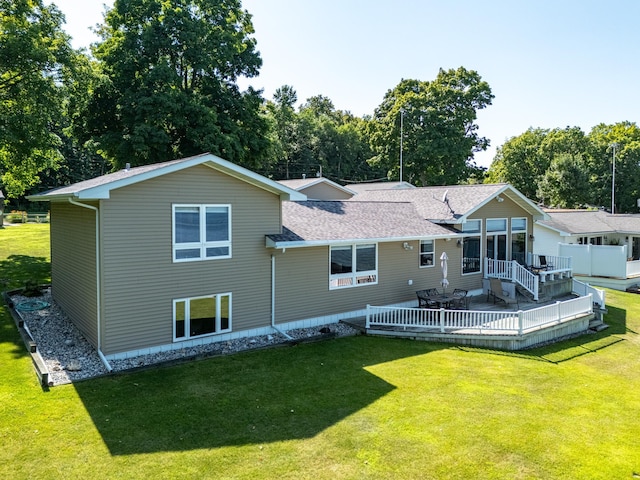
[28,153,578,363]
[534,209,640,290]
[278,176,355,200]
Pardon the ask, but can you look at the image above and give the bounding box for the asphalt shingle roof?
[268,200,455,245]
[350,184,507,221]
[539,209,640,235]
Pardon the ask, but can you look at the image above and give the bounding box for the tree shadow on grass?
[0,304,30,360]
[457,305,628,363]
[0,255,50,290]
[0,255,50,360]
[73,336,443,455]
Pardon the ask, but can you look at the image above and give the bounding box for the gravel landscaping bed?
[10,288,361,386]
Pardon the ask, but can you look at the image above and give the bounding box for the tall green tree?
[537,153,591,208]
[486,126,589,201]
[587,122,640,213]
[0,0,76,197]
[82,0,268,170]
[264,89,381,182]
[367,68,493,185]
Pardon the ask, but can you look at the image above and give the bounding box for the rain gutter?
[68,198,113,372]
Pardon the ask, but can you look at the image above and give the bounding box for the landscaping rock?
[10,288,360,386]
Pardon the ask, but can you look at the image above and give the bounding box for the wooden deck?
[342,292,598,351]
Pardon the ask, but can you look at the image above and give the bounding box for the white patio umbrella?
[440,251,449,294]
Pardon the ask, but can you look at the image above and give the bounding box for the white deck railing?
[485,259,539,300]
[572,279,606,308]
[527,253,573,282]
[366,295,593,335]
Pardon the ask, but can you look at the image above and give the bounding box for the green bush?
[5,211,26,223]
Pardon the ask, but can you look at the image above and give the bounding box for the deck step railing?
[485,259,539,300]
[572,279,605,308]
[366,295,593,335]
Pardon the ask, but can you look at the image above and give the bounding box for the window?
[420,240,435,267]
[330,244,377,288]
[173,205,231,262]
[461,219,481,274]
[486,218,507,260]
[511,218,527,264]
[174,293,231,341]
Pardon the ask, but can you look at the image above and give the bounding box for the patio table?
[427,294,456,308]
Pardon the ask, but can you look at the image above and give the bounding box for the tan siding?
[50,201,99,346]
[300,183,352,200]
[273,240,477,323]
[99,165,280,355]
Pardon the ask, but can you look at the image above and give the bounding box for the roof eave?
[266,232,461,249]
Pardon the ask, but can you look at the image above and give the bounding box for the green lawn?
[1,225,639,479]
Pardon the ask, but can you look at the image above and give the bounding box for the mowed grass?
[1,225,640,479]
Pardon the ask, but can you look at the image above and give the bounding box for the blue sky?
[51,0,640,168]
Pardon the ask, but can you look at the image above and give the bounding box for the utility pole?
[399,109,405,183]
[611,143,618,214]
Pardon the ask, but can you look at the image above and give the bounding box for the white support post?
[365,304,371,329]
[518,310,524,335]
[440,308,446,333]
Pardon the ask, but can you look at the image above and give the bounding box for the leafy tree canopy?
[487,122,640,213]
[486,126,589,201]
[0,0,76,197]
[82,0,268,170]
[263,87,382,182]
[367,67,493,186]
[587,121,640,213]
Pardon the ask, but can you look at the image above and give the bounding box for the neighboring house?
[344,181,415,194]
[29,153,548,361]
[534,209,640,289]
[277,176,356,200]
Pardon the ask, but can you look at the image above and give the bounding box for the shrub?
[5,210,26,223]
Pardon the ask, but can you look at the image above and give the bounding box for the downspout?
[270,253,292,340]
[68,198,113,372]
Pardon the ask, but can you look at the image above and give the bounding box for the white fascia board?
[80,155,214,199]
[462,185,548,221]
[534,221,570,236]
[29,153,307,202]
[201,157,306,201]
[266,233,460,249]
[304,178,357,196]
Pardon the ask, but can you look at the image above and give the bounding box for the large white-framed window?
[330,243,377,289]
[419,239,435,267]
[173,293,231,341]
[461,219,481,274]
[173,204,231,262]
[511,217,527,264]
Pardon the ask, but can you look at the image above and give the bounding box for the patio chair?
[449,289,469,310]
[417,288,441,308]
[416,290,437,308]
[487,278,519,308]
[538,255,553,270]
[530,255,553,273]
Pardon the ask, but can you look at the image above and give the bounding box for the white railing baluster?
[366,295,594,336]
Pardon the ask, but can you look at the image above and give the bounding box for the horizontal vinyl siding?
[274,239,481,324]
[474,197,533,226]
[301,183,352,200]
[50,201,99,347]
[99,165,280,355]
